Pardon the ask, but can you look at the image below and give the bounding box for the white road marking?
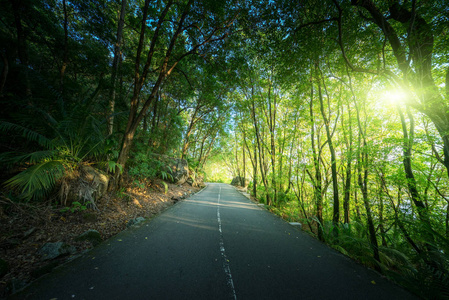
[217,186,237,300]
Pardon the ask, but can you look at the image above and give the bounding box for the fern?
[160,170,174,182]
[107,160,123,174]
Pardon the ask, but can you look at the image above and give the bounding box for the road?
[11,183,417,299]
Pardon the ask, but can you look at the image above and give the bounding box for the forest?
[1,0,448,298]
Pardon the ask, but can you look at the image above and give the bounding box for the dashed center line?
[217,186,237,300]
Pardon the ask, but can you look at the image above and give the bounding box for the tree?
[338,0,449,177]
[116,0,238,173]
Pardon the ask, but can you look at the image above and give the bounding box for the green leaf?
[0,150,57,166]
[0,121,52,149]
[4,160,66,201]
[107,161,123,174]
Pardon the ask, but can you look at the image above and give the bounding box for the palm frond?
[0,121,52,149]
[4,160,66,201]
[0,150,57,166]
[379,246,414,269]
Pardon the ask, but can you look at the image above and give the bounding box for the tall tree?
[116,0,237,171]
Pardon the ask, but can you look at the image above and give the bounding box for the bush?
[127,153,172,182]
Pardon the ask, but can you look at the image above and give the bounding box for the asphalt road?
[12,183,418,299]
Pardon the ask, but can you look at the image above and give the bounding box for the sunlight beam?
[384,89,406,104]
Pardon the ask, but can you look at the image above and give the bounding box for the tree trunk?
[377,168,422,253]
[378,182,387,247]
[342,101,353,224]
[265,81,277,205]
[317,73,339,225]
[241,125,257,198]
[242,125,246,187]
[251,94,271,205]
[354,94,380,266]
[60,0,69,90]
[397,105,432,225]
[108,0,127,136]
[10,0,31,97]
[253,138,258,198]
[117,0,190,171]
[446,201,449,239]
[310,83,324,241]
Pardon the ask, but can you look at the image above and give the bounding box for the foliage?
[127,152,173,182]
[162,181,168,195]
[59,201,87,213]
[0,94,107,201]
[1,0,449,296]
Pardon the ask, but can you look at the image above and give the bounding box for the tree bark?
[269,85,277,204]
[251,91,271,205]
[242,127,246,187]
[310,82,324,241]
[354,95,380,266]
[108,0,127,136]
[317,69,339,225]
[341,101,353,224]
[10,0,31,97]
[117,0,193,169]
[60,0,69,90]
[397,105,429,218]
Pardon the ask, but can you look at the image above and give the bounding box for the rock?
[60,166,109,207]
[37,242,76,261]
[192,175,205,188]
[196,181,206,188]
[0,258,9,278]
[127,217,146,227]
[289,222,302,229]
[76,229,102,246]
[80,165,109,199]
[168,158,189,184]
[231,176,250,187]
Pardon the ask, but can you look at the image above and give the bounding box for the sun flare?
[384,89,406,104]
